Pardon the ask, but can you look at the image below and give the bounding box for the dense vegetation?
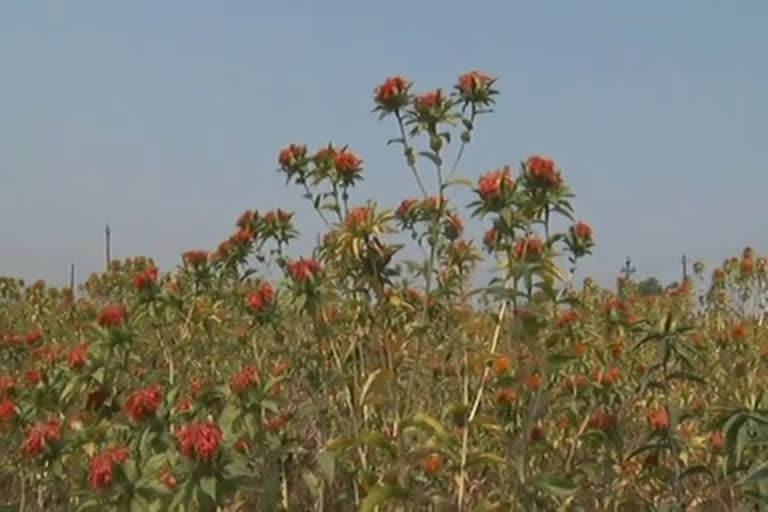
[1,72,767,511]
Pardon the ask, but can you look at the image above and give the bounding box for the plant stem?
[19,473,25,512]
[302,182,332,228]
[394,110,429,199]
[468,300,508,422]
[446,106,476,181]
[457,347,470,511]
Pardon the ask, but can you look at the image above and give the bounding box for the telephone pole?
[105,223,112,270]
[69,262,75,294]
[620,256,636,279]
[681,254,688,281]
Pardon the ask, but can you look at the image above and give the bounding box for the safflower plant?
[0,71,767,511]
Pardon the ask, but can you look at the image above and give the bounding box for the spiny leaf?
[743,461,768,483]
[626,442,669,461]
[359,368,393,407]
[361,484,408,512]
[679,464,716,484]
[666,371,707,385]
[418,151,443,167]
[534,473,578,498]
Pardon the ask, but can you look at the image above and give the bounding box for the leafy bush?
[1,71,767,511]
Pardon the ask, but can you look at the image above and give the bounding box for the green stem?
[302,182,332,228]
[446,106,476,181]
[394,110,429,199]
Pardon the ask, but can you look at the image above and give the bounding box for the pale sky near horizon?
[2,1,767,287]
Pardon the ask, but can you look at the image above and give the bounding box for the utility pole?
[105,223,112,270]
[620,256,636,280]
[69,262,75,295]
[681,253,688,281]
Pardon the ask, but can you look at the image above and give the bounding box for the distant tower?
[105,224,112,270]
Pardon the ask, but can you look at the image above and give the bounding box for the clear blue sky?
[2,1,766,287]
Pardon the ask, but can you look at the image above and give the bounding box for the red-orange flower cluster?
[514,236,544,260]
[477,167,514,200]
[247,282,275,313]
[483,228,500,251]
[98,304,126,328]
[175,421,222,463]
[231,366,260,394]
[22,418,61,457]
[0,399,16,422]
[182,250,209,267]
[526,156,562,188]
[26,368,42,385]
[334,150,363,177]
[457,70,493,97]
[25,328,43,345]
[423,454,442,475]
[88,446,130,490]
[496,388,518,404]
[443,213,464,240]
[396,198,418,219]
[287,258,321,282]
[588,409,617,432]
[731,324,747,341]
[415,89,445,113]
[123,385,162,422]
[557,310,580,328]
[345,207,372,229]
[648,408,669,432]
[133,267,159,291]
[68,343,88,370]
[278,143,307,168]
[374,76,411,110]
[570,221,593,241]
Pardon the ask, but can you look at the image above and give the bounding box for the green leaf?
[61,376,82,403]
[472,501,503,512]
[418,151,443,167]
[358,432,398,458]
[76,500,102,512]
[409,412,448,435]
[302,471,321,497]
[223,458,254,482]
[724,413,749,468]
[136,481,172,503]
[534,473,578,498]
[442,177,474,189]
[361,484,407,512]
[626,442,669,461]
[317,450,335,482]
[630,333,661,352]
[199,475,217,503]
[218,403,240,435]
[359,368,393,407]
[466,452,507,468]
[169,479,194,511]
[546,353,578,367]
[744,461,768,483]
[746,413,768,426]
[679,464,716,484]
[91,366,106,386]
[666,371,707,385]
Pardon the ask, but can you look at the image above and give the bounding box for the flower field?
[1,71,767,511]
